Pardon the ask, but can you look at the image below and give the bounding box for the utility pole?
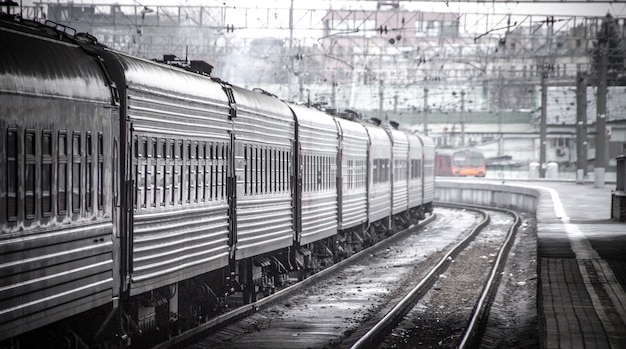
[393,94,398,114]
[540,67,548,178]
[576,71,588,184]
[539,16,554,179]
[287,0,294,101]
[423,88,429,136]
[595,31,608,188]
[379,79,384,119]
[331,79,336,109]
[460,90,465,147]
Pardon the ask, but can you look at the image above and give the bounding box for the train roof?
[0,16,112,102]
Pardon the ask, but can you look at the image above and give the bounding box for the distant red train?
[435,149,486,177]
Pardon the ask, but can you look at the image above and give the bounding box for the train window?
[243,145,248,196]
[24,130,36,219]
[255,146,260,195]
[207,142,211,200]
[199,160,205,203]
[309,154,313,192]
[208,142,213,200]
[348,159,353,189]
[159,140,166,206]
[321,155,324,190]
[384,159,387,182]
[194,151,199,203]
[42,131,53,217]
[151,138,156,159]
[323,156,326,190]
[282,150,286,193]
[72,132,82,213]
[214,143,219,199]
[98,133,104,210]
[219,143,224,199]
[58,132,68,215]
[317,155,322,190]
[142,138,148,159]
[186,140,192,203]
[252,145,258,195]
[86,133,93,212]
[328,156,332,190]
[373,159,378,184]
[141,137,148,209]
[265,147,269,194]
[212,142,218,199]
[6,129,18,221]
[304,154,309,192]
[152,138,158,207]
[169,140,175,205]
[288,151,292,192]
[178,140,184,204]
[305,154,308,192]
[410,159,418,179]
[329,156,332,190]
[278,150,283,192]
[309,155,313,192]
[269,148,273,193]
[272,148,279,193]
[312,154,316,191]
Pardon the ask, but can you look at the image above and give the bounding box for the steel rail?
[351,203,491,349]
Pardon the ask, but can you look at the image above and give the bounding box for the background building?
[17,0,626,175]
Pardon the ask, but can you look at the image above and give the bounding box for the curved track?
[374,205,521,349]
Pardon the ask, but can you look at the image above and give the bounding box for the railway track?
[363,204,521,349]
[157,205,528,349]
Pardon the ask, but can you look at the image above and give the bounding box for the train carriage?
[230,87,296,302]
[0,11,437,347]
[363,122,393,234]
[385,125,410,217]
[99,51,234,300]
[418,135,436,212]
[334,118,369,231]
[435,149,486,177]
[407,132,425,217]
[289,104,339,246]
[0,22,117,341]
[231,87,295,261]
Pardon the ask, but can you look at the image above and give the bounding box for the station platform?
[531,181,626,348]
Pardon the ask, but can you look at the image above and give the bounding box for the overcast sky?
[20,0,626,18]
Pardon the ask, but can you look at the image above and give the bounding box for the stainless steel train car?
[0,13,435,348]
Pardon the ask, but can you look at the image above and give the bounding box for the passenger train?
[435,149,487,177]
[0,13,435,348]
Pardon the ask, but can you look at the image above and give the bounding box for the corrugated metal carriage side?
[418,134,436,211]
[0,23,116,341]
[334,118,368,231]
[231,86,295,260]
[363,123,392,236]
[230,86,296,302]
[386,127,409,216]
[107,53,234,297]
[407,132,425,212]
[289,103,339,246]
